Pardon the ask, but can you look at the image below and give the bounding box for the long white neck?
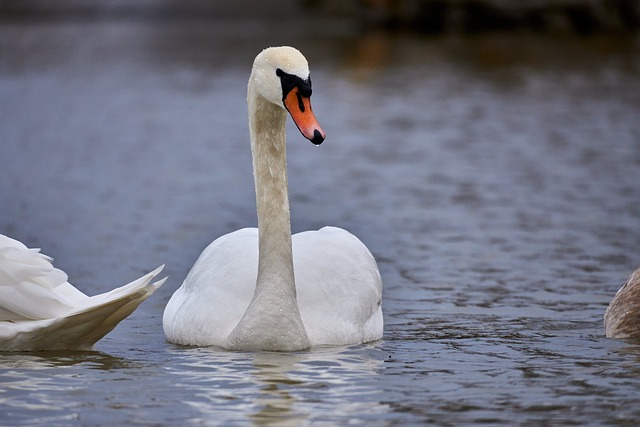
[226,79,310,351]
[251,92,294,286]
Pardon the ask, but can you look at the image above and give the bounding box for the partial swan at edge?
[0,234,165,351]
[605,267,640,339]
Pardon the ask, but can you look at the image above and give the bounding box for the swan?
[605,267,640,338]
[163,46,383,351]
[0,234,166,351]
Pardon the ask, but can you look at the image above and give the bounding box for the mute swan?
[0,234,165,351]
[163,46,383,351]
[605,267,640,338]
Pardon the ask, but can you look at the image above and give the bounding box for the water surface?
[1,19,640,425]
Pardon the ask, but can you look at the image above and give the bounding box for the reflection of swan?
[163,46,383,351]
[0,350,134,370]
[249,350,387,426]
[0,234,165,351]
[250,352,309,427]
[165,345,387,426]
[605,268,640,338]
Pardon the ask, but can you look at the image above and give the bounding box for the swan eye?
[276,68,312,101]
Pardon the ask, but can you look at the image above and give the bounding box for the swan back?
[293,227,383,345]
[163,229,259,346]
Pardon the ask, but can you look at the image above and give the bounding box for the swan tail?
[81,265,166,308]
[0,266,166,351]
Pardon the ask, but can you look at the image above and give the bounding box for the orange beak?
[283,87,326,145]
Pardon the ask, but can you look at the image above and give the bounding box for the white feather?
[0,234,165,351]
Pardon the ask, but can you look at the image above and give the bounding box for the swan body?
[0,234,165,351]
[605,267,640,339]
[163,46,383,351]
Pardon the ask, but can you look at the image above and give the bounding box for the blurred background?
[0,0,638,32]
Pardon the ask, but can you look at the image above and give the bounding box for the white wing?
[0,234,165,351]
[294,227,383,346]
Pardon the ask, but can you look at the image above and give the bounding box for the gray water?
[1,17,640,426]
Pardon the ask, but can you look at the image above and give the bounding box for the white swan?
[163,46,383,351]
[605,267,640,339]
[0,234,165,351]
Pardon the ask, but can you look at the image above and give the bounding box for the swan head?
[250,46,326,145]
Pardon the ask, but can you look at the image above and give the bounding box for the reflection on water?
[0,351,132,424]
[0,351,136,370]
[1,13,640,427]
[163,345,388,426]
[0,343,389,425]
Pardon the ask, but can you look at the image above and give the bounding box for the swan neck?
[225,81,310,351]
[248,90,294,287]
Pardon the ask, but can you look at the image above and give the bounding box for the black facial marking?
[276,68,312,100]
[296,92,305,112]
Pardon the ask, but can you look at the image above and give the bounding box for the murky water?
[1,17,640,425]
